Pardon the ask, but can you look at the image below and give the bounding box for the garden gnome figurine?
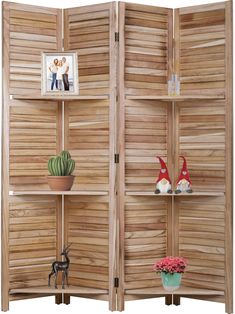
[175,156,193,194]
[155,156,172,194]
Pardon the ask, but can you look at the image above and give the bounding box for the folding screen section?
[117,1,232,313]
[63,2,117,310]
[2,1,117,311]
[2,2,62,311]
[173,2,232,313]
[117,2,173,310]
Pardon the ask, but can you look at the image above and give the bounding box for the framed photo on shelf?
[41,52,79,96]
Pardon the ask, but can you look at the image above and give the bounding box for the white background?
[0,0,234,313]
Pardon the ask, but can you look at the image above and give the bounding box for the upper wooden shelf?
[9,190,108,196]
[126,191,224,197]
[125,95,225,101]
[10,286,108,295]
[125,286,224,296]
[11,95,109,101]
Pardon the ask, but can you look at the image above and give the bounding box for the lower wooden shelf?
[125,286,224,296]
[9,190,108,196]
[125,191,224,197]
[10,286,108,295]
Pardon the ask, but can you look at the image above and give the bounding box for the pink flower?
[153,256,187,274]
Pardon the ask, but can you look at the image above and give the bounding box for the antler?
[64,243,72,251]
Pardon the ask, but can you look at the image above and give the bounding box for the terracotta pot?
[47,176,75,191]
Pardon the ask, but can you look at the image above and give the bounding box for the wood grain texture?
[8,195,57,290]
[64,195,109,291]
[178,2,226,97]
[176,100,226,192]
[124,3,171,96]
[64,99,109,191]
[7,2,59,96]
[124,196,169,292]
[224,1,233,313]
[108,2,117,310]
[64,3,111,96]
[177,196,225,300]
[9,100,59,190]
[117,2,126,311]
[2,2,10,311]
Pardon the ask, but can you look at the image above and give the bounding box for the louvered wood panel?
[176,100,226,192]
[125,100,170,192]
[176,196,225,300]
[64,3,111,96]
[176,2,226,96]
[124,196,169,292]
[8,2,61,96]
[8,195,57,291]
[64,195,109,291]
[64,100,109,191]
[124,3,173,96]
[9,100,59,190]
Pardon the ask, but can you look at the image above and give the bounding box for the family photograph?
[42,52,79,95]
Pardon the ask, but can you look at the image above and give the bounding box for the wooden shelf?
[126,95,225,101]
[125,191,224,197]
[10,286,108,295]
[11,95,109,101]
[9,190,108,196]
[125,286,224,296]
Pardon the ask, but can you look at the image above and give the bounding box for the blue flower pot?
[161,272,182,291]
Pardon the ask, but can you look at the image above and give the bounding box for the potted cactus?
[47,150,75,191]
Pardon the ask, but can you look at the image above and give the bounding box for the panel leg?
[173,295,180,306]
[165,295,172,305]
[64,294,70,305]
[117,290,124,311]
[55,294,62,305]
[1,298,9,312]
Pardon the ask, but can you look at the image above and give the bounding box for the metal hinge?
[115,32,119,42]
[114,277,119,288]
[114,154,119,164]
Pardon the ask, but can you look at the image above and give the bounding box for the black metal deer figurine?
[48,244,71,289]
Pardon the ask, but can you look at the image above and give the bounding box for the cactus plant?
[48,151,75,176]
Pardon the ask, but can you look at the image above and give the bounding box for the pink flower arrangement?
[153,256,187,274]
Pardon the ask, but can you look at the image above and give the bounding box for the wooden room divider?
[2,1,233,313]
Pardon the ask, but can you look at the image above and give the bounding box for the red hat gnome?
[175,156,193,194]
[155,156,172,194]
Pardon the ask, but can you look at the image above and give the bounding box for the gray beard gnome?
[175,156,193,194]
[155,156,172,194]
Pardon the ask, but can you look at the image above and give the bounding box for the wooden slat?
[224,1,233,313]
[2,2,10,311]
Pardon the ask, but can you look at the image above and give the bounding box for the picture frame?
[41,52,79,96]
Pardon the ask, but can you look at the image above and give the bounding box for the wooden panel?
[64,3,111,96]
[124,3,173,96]
[8,195,57,290]
[176,100,226,192]
[64,195,109,290]
[64,99,109,191]
[124,196,169,292]
[176,196,225,301]
[9,100,59,190]
[125,99,170,192]
[8,2,61,96]
[177,2,226,97]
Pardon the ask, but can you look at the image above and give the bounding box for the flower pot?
[47,176,75,191]
[161,272,182,291]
